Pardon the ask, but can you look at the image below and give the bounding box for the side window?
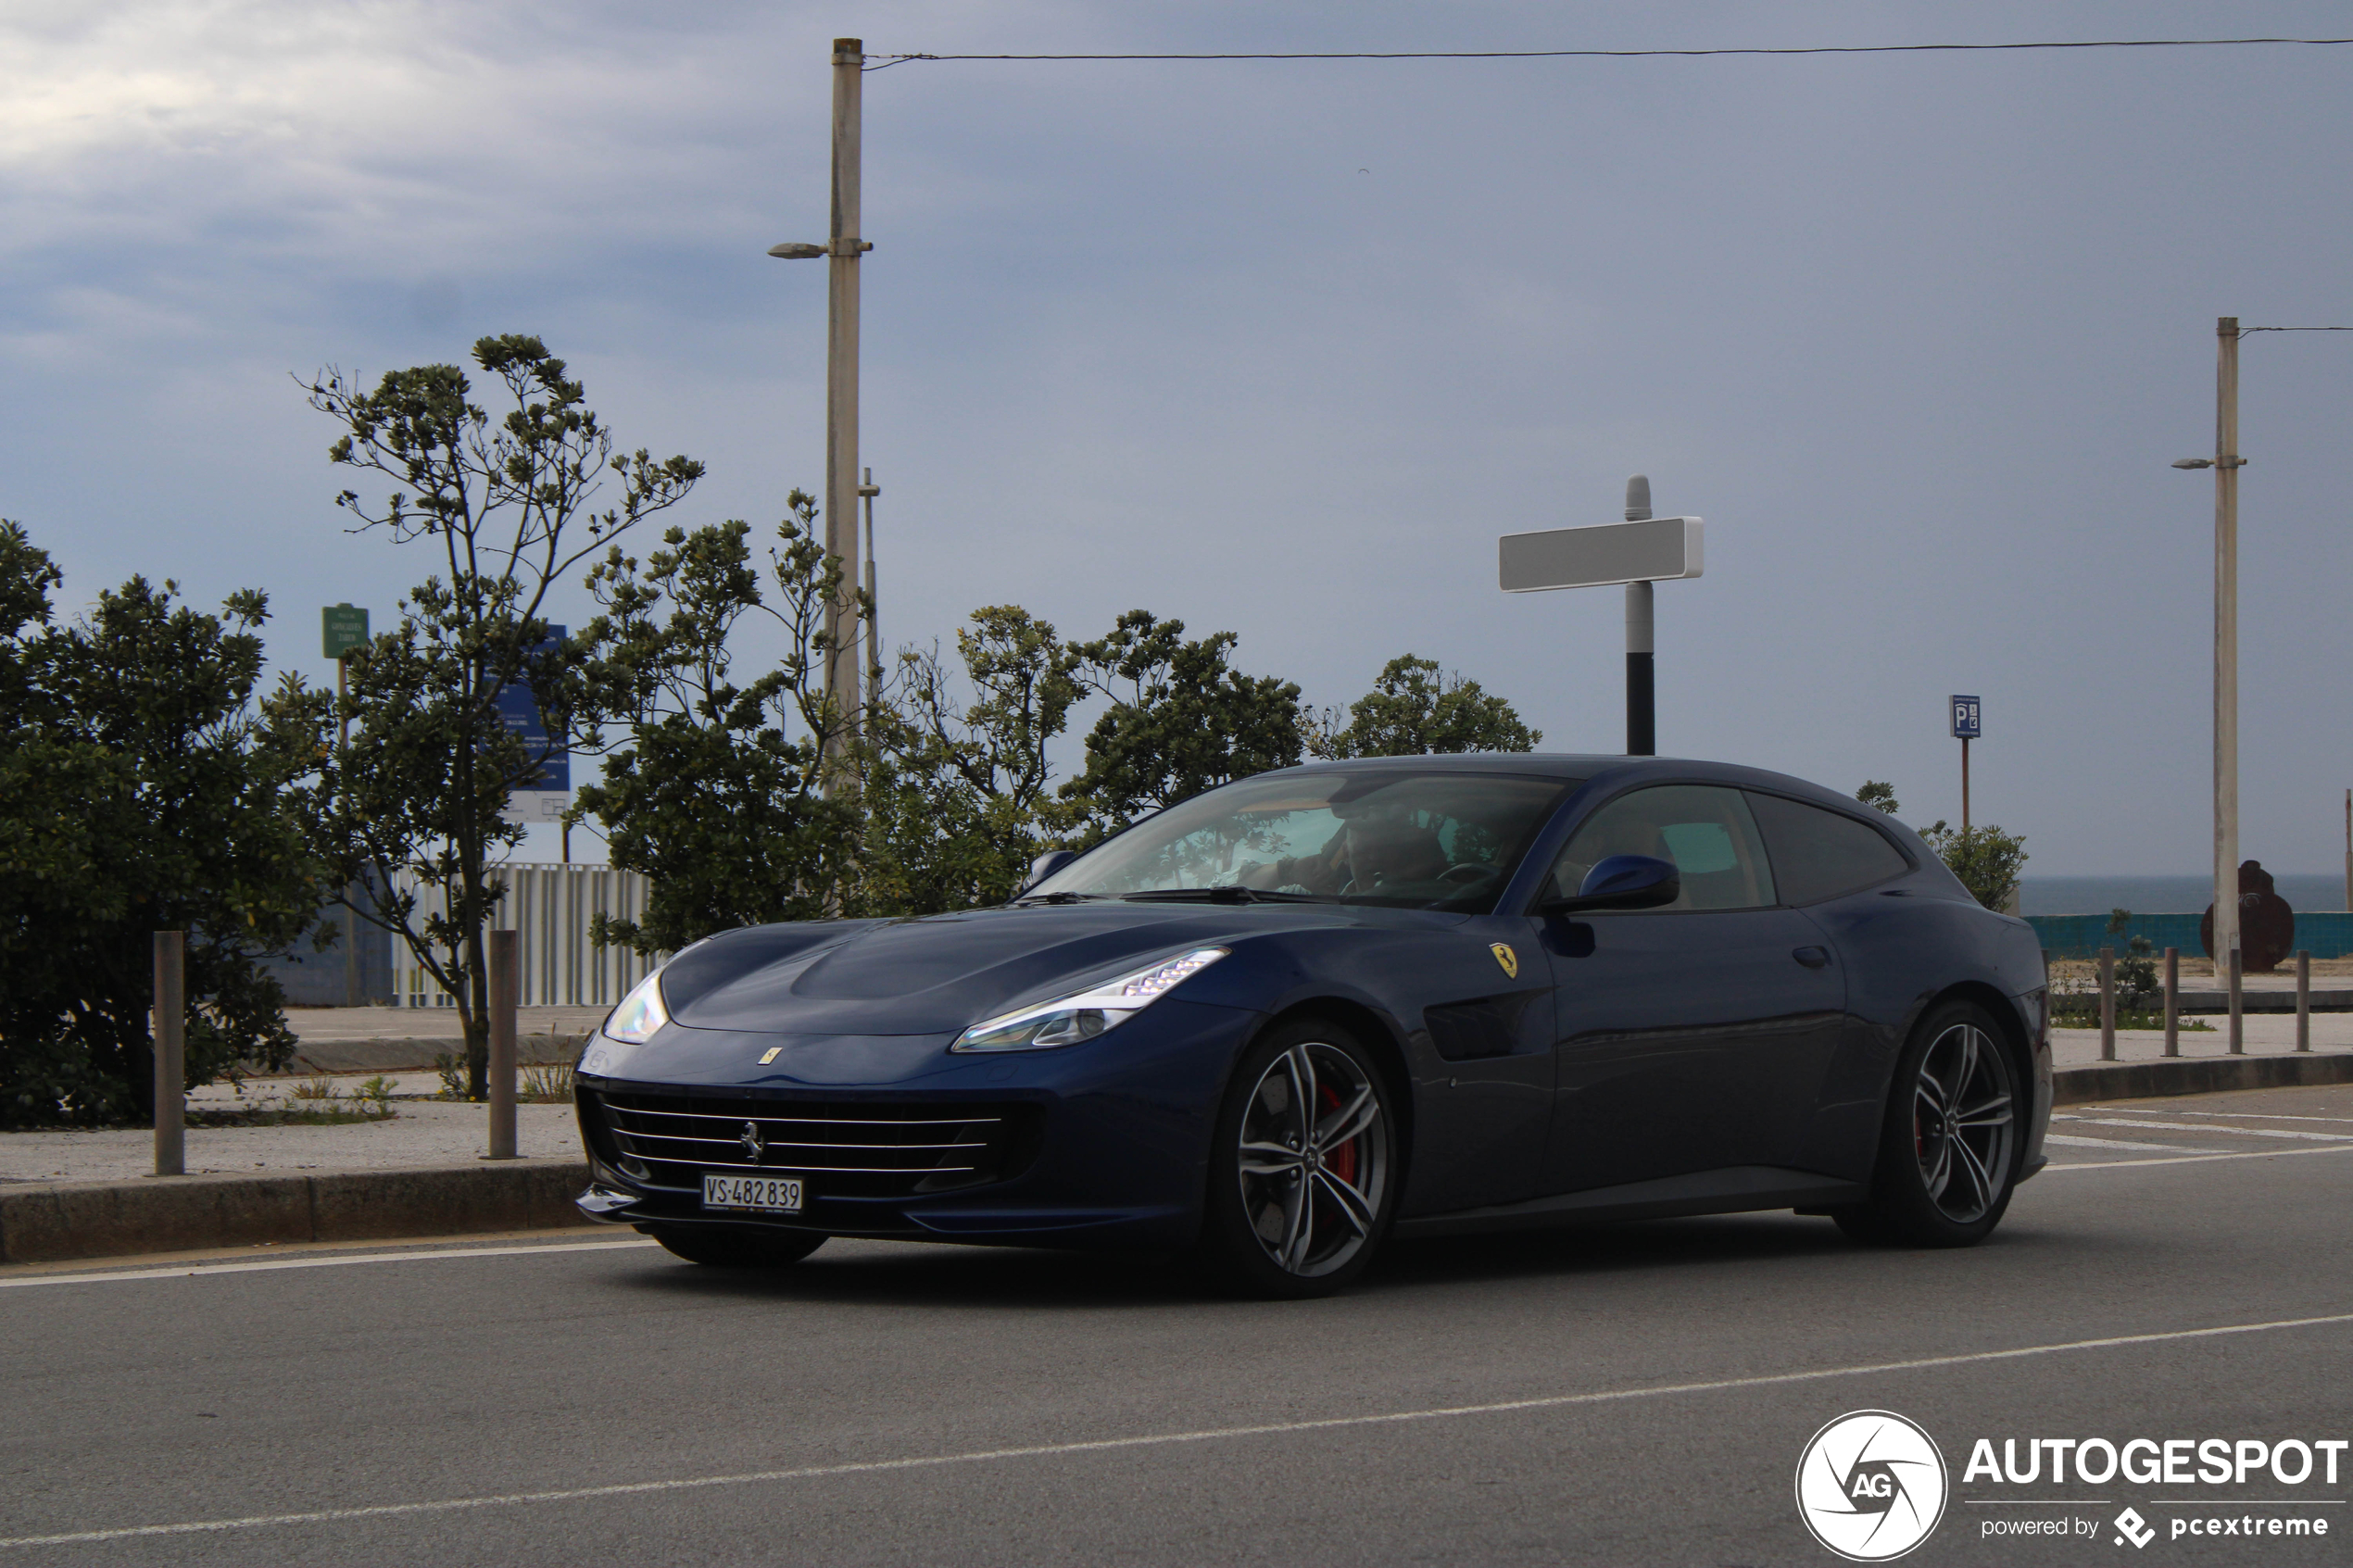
[1550,784,1777,911]
[1745,792,1912,906]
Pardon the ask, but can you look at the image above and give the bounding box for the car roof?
[1260,753,1875,816]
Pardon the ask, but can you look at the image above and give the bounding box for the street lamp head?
[767,243,827,259]
[2171,458,2215,470]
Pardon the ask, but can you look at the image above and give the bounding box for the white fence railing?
[391,863,663,1009]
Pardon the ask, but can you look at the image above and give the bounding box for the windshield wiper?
[1012,891,1110,906]
[1119,886,1326,904]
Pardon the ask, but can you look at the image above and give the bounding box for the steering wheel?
[1437,863,1499,886]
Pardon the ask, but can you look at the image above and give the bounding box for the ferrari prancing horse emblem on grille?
[1491,943,1518,979]
[740,1121,764,1161]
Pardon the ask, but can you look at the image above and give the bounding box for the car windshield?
[1028,770,1580,913]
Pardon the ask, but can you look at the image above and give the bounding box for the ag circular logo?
[1794,1410,1948,1562]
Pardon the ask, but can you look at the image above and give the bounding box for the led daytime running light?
[952,947,1229,1053]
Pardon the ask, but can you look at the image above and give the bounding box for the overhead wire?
[863,37,2353,71]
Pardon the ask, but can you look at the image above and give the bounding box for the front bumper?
[572,997,1259,1250]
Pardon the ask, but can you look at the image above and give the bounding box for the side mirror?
[1541,854,1680,915]
[1021,848,1077,894]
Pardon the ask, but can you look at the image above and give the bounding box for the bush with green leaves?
[1058,610,1306,834]
[1306,654,1541,759]
[0,521,321,1125]
[856,606,1083,914]
[570,498,861,953]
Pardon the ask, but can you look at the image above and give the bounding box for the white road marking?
[2057,1115,2353,1143]
[5,1311,2350,1550]
[2040,1142,2353,1172]
[0,1238,657,1290]
[2102,1107,2353,1126]
[2043,1134,2224,1153]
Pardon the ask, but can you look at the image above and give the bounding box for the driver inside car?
[1236,801,1450,896]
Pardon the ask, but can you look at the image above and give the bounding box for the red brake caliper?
[1318,1083,1358,1185]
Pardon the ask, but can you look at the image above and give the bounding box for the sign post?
[496,627,572,834]
[1949,695,1982,833]
[321,604,370,753]
[322,607,371,1006]
[1498,476,1704,756]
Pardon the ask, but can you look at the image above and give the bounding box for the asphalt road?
[4,1086,2350,1567]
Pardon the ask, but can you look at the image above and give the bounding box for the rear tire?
[1834,998,2022,1248]
[1196,1017,1397,1299]
[648,1224,828,1268]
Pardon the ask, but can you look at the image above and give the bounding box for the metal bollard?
[2097,944,2117,1062]
[2162,947,2180,1058]
[153,930,185,1177]
[2296,948,2311,1052]
[2228,947,2245,1056]
[487,928,518,1160]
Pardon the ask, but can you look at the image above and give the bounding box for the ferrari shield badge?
[1490,943,1518,980]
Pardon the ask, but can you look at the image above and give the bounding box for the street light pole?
[2174,318,2248,1048]
[860,467,881,714]
[770,37,874,785]
[2214,315,2243,1049]
[824,36,865,755]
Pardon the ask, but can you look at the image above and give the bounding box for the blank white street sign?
[1498,516,1705,593]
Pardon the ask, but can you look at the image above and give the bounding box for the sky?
[6,0,2353,876]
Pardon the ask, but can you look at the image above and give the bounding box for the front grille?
[584,1090,1043,1199]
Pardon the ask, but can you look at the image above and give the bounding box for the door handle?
[1793,946,1831,969]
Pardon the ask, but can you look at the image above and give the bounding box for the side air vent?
[1425,995,1540,1062]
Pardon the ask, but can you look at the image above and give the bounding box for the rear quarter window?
[1745,792,1912,907]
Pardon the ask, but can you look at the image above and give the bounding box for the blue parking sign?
[1949,695,1982,739]
[494,627,570,791]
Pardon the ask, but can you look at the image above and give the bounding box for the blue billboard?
[495,627,570,792]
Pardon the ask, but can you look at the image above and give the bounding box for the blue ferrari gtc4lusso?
[573,755,2050,1298]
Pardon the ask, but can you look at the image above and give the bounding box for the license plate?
[702,1173,804,1213]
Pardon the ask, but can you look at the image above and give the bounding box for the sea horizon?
[2021,873,2347,916]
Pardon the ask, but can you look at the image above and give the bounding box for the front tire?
[1835,999,2022,1248]
[1197,1018,1397,1299]
[648,1224,828,1268]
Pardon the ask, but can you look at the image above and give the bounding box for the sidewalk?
[2050,1010,2353,1065]
[281,1005,609,1073]
[0,1072,579,1185]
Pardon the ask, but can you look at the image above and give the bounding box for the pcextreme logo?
[1795,1410,1950,1562]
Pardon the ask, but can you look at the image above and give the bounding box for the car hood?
[654,900,1447,1037]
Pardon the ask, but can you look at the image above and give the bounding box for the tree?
[1061,611,1303,831]
[569,497,861,952]
[299,335,698,1098]
[1855,780,1900,815]
[1307,655,1541,759]
[857,606,1084,913]
[0,522,321,1125]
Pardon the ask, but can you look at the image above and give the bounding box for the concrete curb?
[2053,1050,2353,1106]
[0,1159,591,1265]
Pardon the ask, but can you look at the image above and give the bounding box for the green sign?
[321,604,370,660]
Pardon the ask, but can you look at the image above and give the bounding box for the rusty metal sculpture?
[2200,859,2296,972]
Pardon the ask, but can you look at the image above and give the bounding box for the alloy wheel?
[1912,1022,2015,1223]
[1235,1041,1389,1279]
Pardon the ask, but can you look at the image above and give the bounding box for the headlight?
[951,947,1229,1053]
[603,969,671,1045]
